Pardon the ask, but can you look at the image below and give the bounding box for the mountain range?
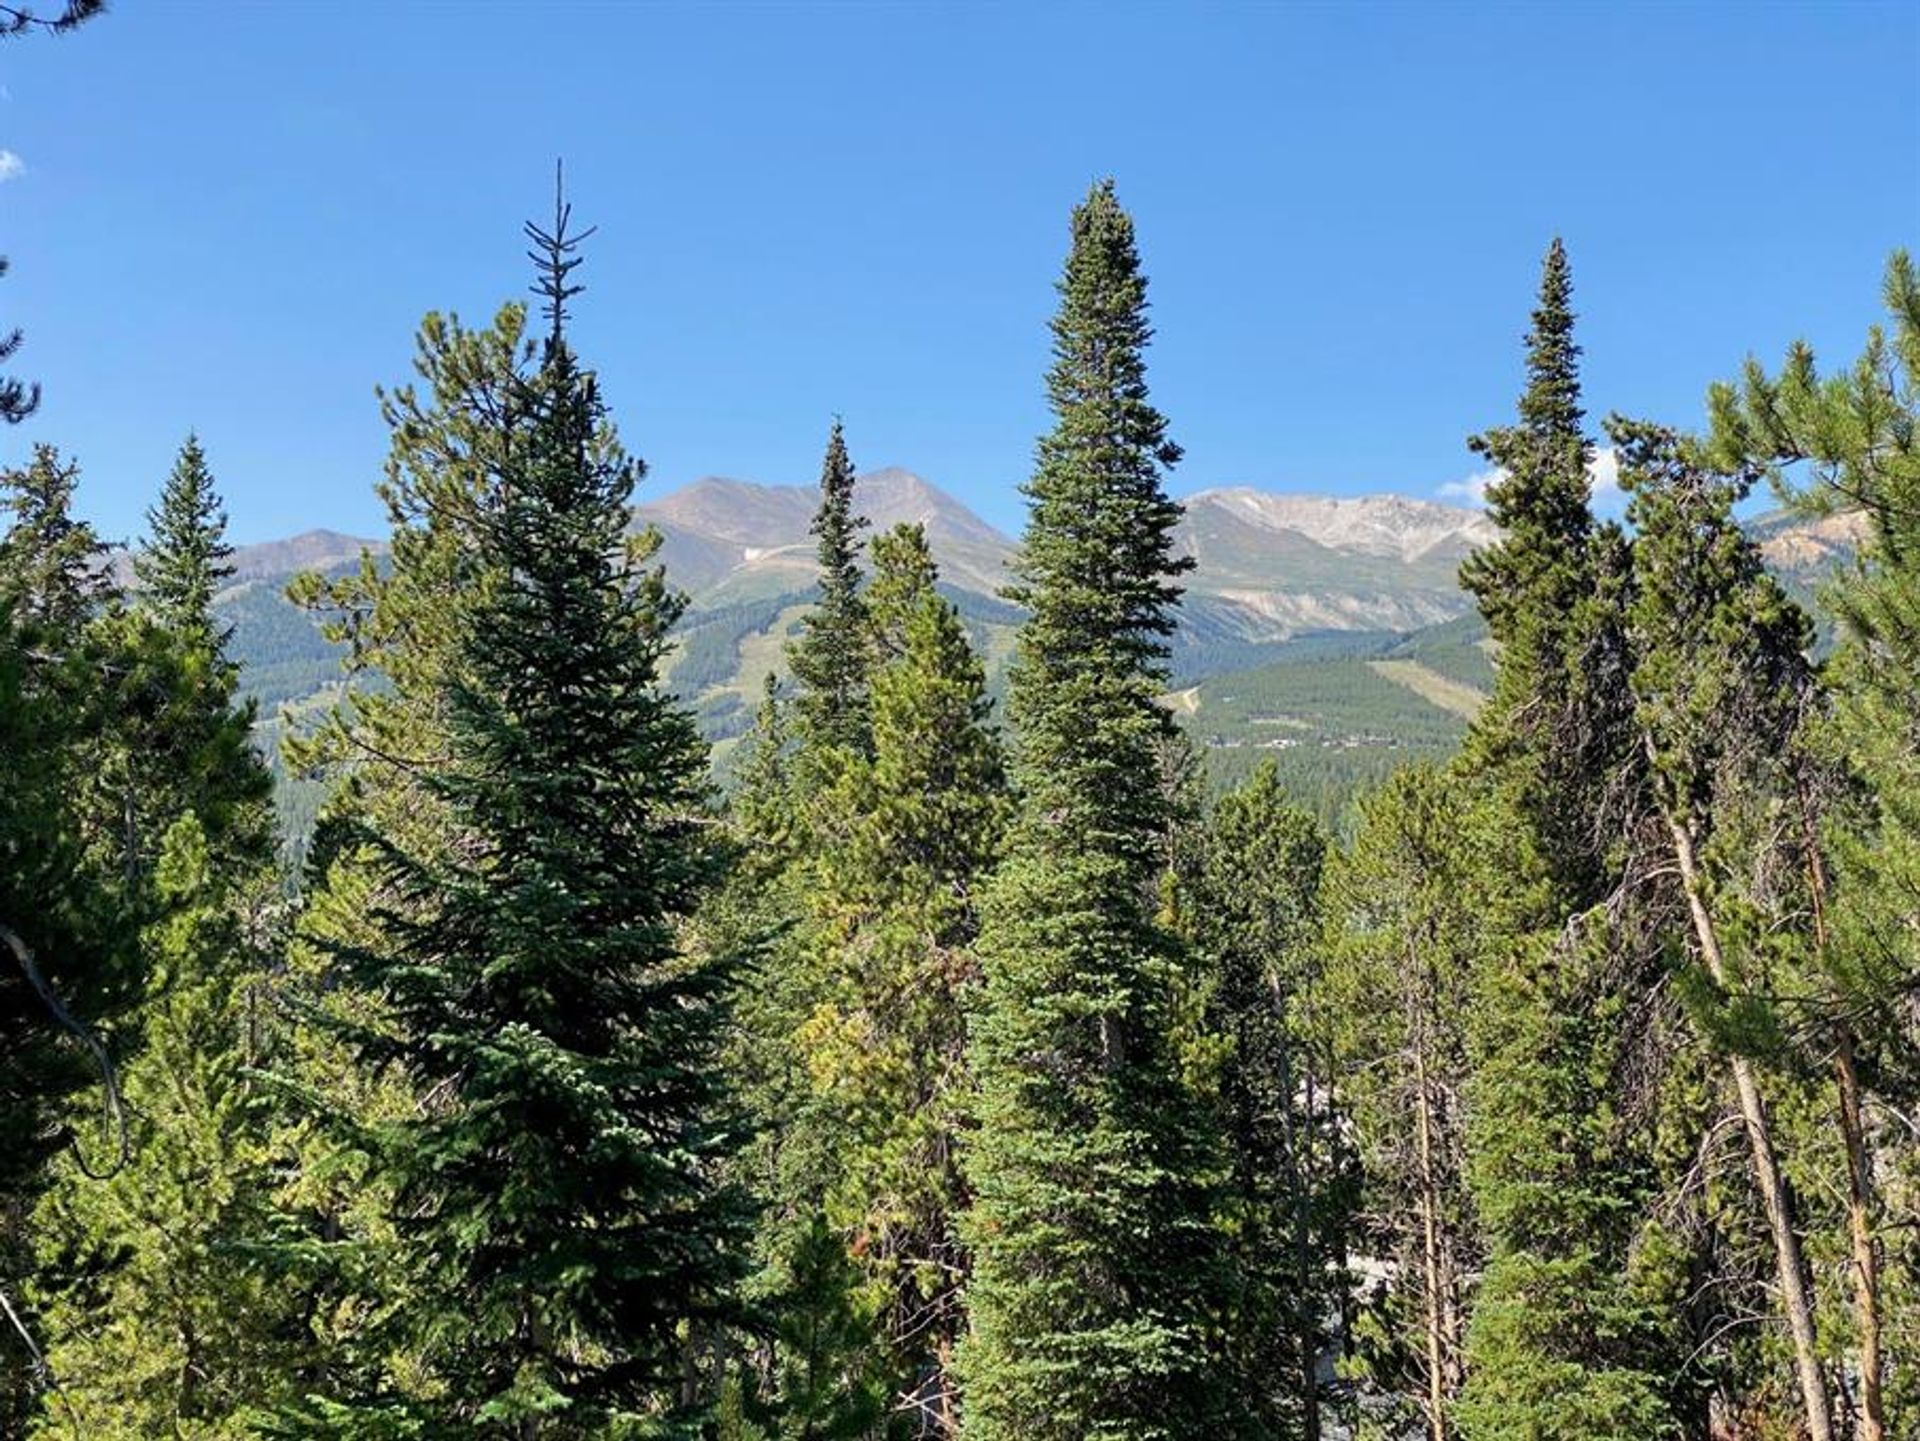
[209,469,1849,823]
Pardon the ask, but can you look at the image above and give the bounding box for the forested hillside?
[4,14,1917,1439]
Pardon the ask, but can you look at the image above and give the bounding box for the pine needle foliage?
[135,433,237,655]
[959,179,1238,1441]
[291,196,750,1436]
[789,420,871,767]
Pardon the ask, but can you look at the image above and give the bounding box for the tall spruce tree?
[788,420,870,765]
[959,179,1237,1441]
[1454,242,1681,1437]
[121,433,271,872]
[134,434,236,654]
[264,295,586,1427]
[1457,237,1633,904]
[282,195,749,1435]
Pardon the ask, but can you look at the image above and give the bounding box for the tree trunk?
[1801,795,1886,1441]
[1835,1038,1885,1441]
[1275,1015,1321,1441]
[1414,1045,1449,1441]
[1667,816,1835,1441]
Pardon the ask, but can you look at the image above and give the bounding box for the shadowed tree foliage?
[1,258,42,425]
[0,1,103,37]
[1187,762,1354,1439]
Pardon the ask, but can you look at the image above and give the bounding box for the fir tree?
[722,672,881,1440]
[112,435,272,877]
[18,436,275,1434]
[262,299,541,1429]
[1457,237,1632,904]
[0,616,143,1434]
[1454,243,1681,1437]
[732,674,800,857]
[1321,765,1504,1441]
[1618,417,1839,1441]
[285,196,750,1434]
[0,444,110,633]
[959,179,1237,1441]
[134,433,236,655]
[863,523,939,663]
[1188,763,1352,1438]
[788,419,870,765]
[0,453,149,1432]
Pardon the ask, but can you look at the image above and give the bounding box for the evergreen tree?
[1188,763,1352,1439]
[731,674,800,858]
[0,452,154,1432]
[134,433,236,655]
[109,435,273,878]
[1706,249,1920,1440]
[262,299,541,1430]
[1,256,41,425]
[0,612,142,1434]
[756,1217,891,1441]
[1453,242,1681,1437]
[722,660,884,1441]
[281,198,750,1434]
[803,523,1007,1432]
[788,419,870,765]
[863,523,938,663]
[18,433,275,1434]
[1321,765,1503,1441]
[959,179,1237,1441]
[1617,415,1838,1441]
[29,816,296,1438]
[0,444,110,632]
[1457,237,1632,904]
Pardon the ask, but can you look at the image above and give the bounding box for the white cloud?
[1438,466,1504,505]
[1439,447,1621,508]
[0,150,23,182]
[1588,446,1621,499]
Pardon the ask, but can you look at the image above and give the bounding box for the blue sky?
[2,1,1915,544]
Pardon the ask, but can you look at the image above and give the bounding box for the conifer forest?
[3,6,1919,1439]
